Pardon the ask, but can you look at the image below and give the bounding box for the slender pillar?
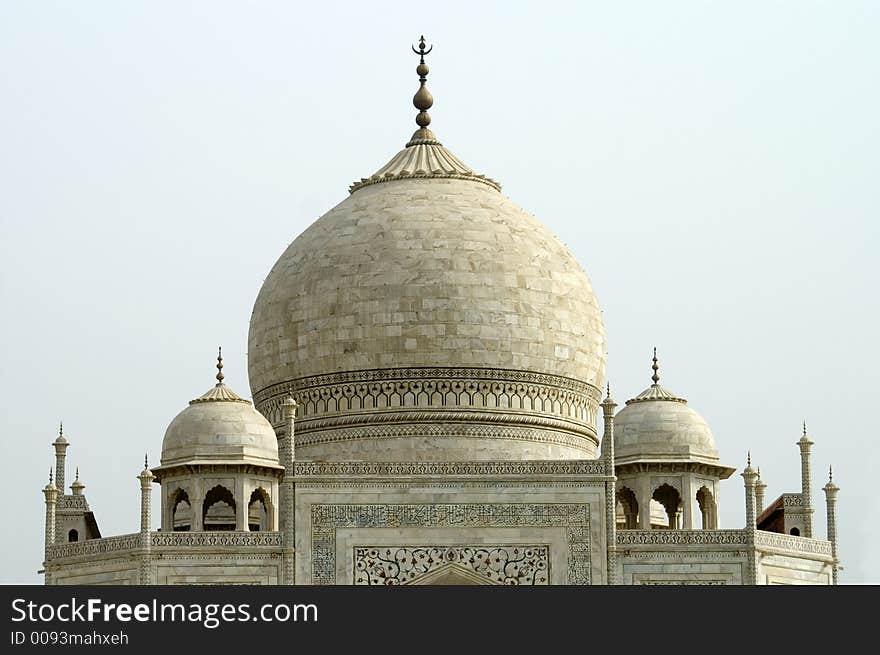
[798,423,815,538]
[43,470,58,585]
[138,456,154,585]
[755,467,766,516]
[681,475,695,530]
[53,423,69,498]
[235,477,249,531]
[823,467,840,585]
[601,384,617,585]
[741,453,759,584]
[190,477,204,531]
[280,396,297,585]
[638,477,653,530]
[742,453,758,529]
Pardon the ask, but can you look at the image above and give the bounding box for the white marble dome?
[160,379,280,468]
[248,130,606,461]
[614,382,720,466]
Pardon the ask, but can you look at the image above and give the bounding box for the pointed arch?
[696,485,717,530]
[248,487,272,531]
[652,483,682,530]
[170,488,192,532]
[616,486,639,529]
[202,485,236,531]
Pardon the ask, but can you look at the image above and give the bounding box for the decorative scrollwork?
[753,531,832,556]
[254,367,601,436]
[616,530,750,546]
[295,460,606,477]
[354,545,549,585]
[311,503,589,585]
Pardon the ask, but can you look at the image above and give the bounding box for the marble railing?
[753,531,832,556]
[46,531,282,561]
[47,533,140,560]
[616,530,749,546]
[151,531,282,548]
[616,529,833,557]
[56,495,89,511]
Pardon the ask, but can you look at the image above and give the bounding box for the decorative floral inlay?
[354,545,549,585]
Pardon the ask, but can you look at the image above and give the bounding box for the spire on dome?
[54,421,67,445]
[349,37,500,193]
[408,35,437,147]
[651,347,660,385]
[216,347,224,386]
[190,349,250,405]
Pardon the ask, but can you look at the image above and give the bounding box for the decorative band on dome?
[349,142,501,193]
[625,384,687,405]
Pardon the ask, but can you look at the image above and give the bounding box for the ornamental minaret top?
[348,36,500,192]
[408,35,436,146]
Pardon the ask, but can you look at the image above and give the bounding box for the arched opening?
[652,483,682,530]
[696,486,717,530]
[68,529,78,542]
[171,489,192,532]
[248,488,270,531]
[616,487,639,529]
[790,527,800,536]
[202,485,236,531]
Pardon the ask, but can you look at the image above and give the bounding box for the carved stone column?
[823,468,840,585]
[798,425,815,538]
[741,454,759,584]
[53,424,69,499]
[280,397,297,585]
[138,459,155,585]
[601,386,617,585]
[42,472,58,585]
[755,468,766,516]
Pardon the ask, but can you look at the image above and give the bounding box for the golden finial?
[408,35,436,146]
[216,347,224,385]
[803,420,807,437]
[75,467,79,481]
[828,465,833,482]
[651,347,660,385]
[144,453,148,469]
[59,421,63,437]
[747,451,752,467]
[48,468,53,485]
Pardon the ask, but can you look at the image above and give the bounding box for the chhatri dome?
[160,349,280,468]
[613,349,720,466]
[248,37,606,461]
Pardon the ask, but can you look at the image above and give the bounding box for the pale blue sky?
[1,1,877,583]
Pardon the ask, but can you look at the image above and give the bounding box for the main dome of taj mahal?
[247,116,605,461]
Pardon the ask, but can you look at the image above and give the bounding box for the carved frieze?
[354,545,550,585]
[311,503,590,585]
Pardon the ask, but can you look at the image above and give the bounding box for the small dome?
[160,354,280,469]
[613,354,719,466]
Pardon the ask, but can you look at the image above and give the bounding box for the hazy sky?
[1,1,877,584]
